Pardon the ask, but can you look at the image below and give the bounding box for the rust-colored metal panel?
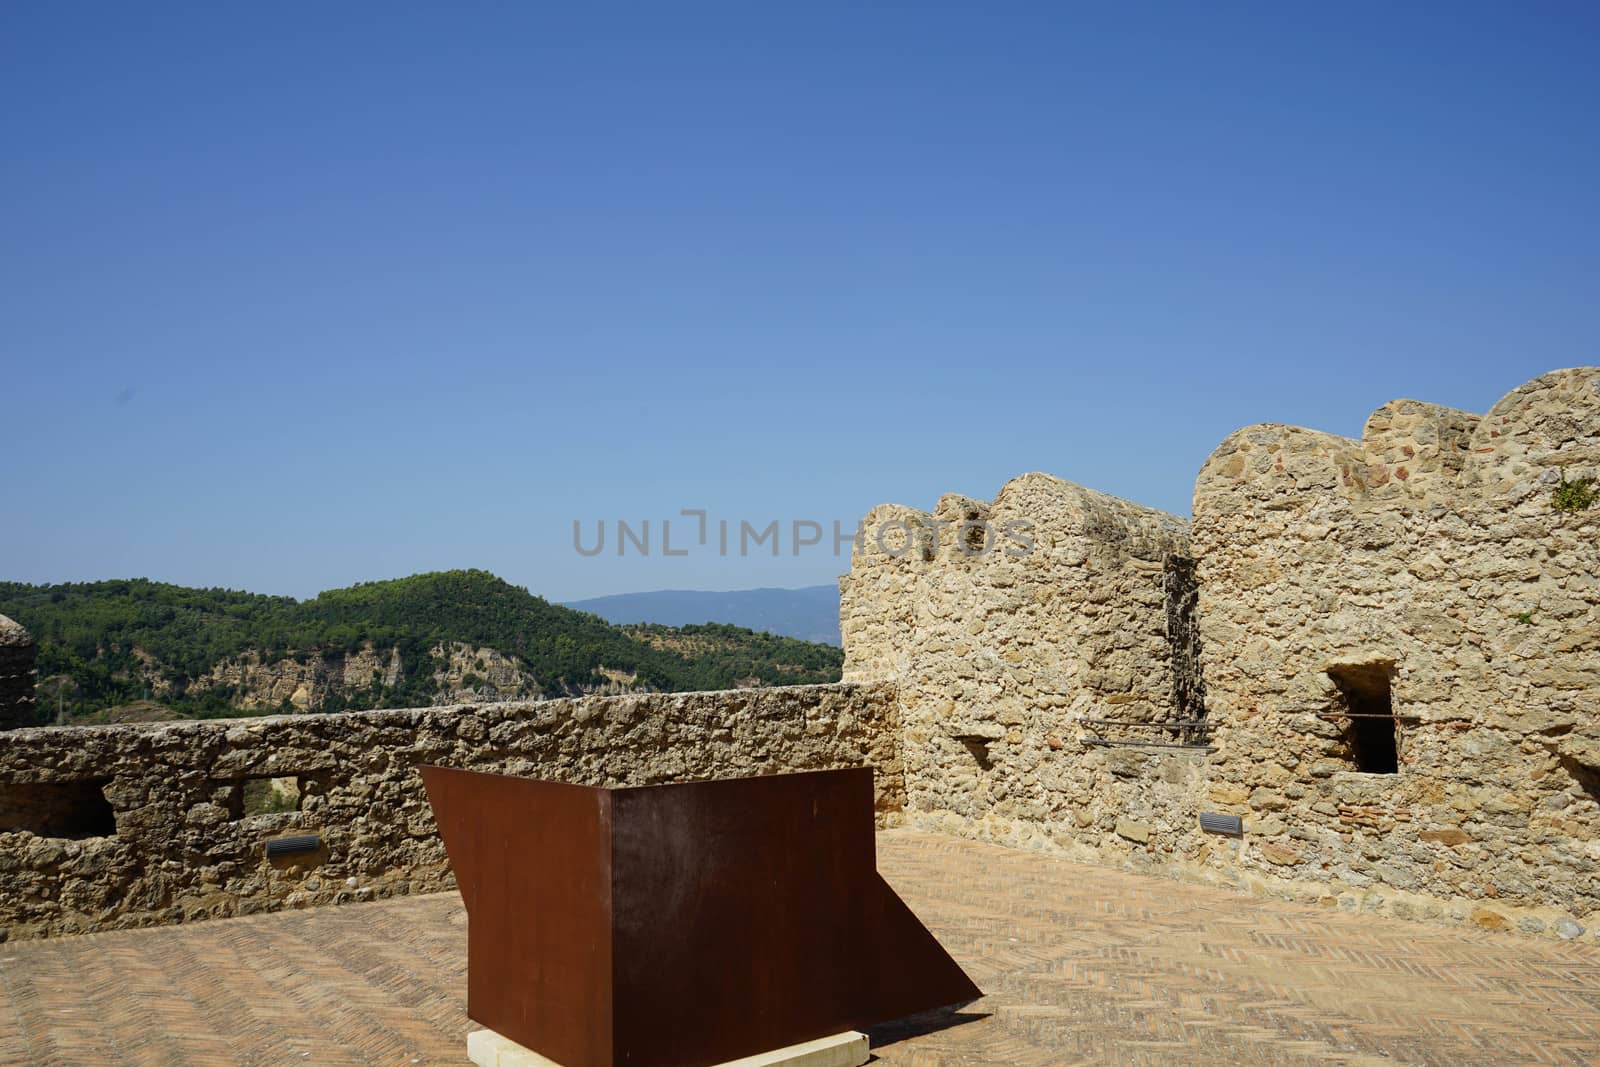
[421,765,979,1067]
[420,768,614,1067]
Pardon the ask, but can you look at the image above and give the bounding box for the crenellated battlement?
[841,367,1600,940]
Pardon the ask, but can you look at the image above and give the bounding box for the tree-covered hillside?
[0,570,844,722]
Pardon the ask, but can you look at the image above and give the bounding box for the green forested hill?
[0,570,844,722]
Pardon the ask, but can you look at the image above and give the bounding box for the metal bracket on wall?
[1080,737,1216,752]
[1316,713,1423,723]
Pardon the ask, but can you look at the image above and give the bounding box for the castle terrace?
[1,368,1597,1063]
[3,831,1598,1066]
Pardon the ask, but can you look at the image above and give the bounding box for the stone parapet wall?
[0,682,899,941]
[841,473,1195,829]
[0,616,38,732]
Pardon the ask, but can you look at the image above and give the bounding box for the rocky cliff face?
[149,642,548,712]
[427,642,544,704]
[180,646,406,711]
[44,624,824,719]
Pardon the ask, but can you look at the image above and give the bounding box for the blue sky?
[2,2,1596,602]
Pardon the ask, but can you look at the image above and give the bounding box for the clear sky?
[2,2,1596,602]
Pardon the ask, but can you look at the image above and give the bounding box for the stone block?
[1258,843,1301,867]
[1470,908,1511,931]
[467,1027,870,1067]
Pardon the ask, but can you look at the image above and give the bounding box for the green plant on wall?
[1552,471,1598,513]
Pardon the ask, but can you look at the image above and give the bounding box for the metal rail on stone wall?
[1078,718,1215,753]
[1314,712,1421,720]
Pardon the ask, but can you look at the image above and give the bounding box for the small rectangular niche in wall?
[955,736,995,771]
[1560,755,1600,808]
[231,776,303,818]
[0,779,117,839]
[1327,663,1399,774]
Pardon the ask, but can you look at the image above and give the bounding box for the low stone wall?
[0,682,898,941]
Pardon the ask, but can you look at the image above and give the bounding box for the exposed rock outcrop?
[181,646,407,711]
[178,641,546,711]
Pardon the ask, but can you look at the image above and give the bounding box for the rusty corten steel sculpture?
[420,765,979,1067]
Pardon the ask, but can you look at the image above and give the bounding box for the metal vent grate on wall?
[1199,812,1244,836]
[264,833,321,858]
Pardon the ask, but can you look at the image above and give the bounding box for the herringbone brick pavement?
[1,830,1595,1065]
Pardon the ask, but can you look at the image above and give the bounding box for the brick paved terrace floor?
[2,830,1597,1067]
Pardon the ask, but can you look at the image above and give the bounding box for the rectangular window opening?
[228,776,303,819]
[1328,663,1399,774]
[0,779,117,839]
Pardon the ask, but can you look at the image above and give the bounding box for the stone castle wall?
[0,682,898,940]
[840,474,1204,863]
[840,368,1599,940]
[1191,366,1600,934]
[0,616,38,731]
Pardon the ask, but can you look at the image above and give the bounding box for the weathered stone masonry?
[839,474,1200,846]
[1193,367,1600,935]
[0,683,897,940]
[843,367,1599,940]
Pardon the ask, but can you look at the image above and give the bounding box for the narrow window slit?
[1328,663,1399,774]
[223,776,304,819]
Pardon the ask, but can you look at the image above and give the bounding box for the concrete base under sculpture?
[468,1029,870,1067]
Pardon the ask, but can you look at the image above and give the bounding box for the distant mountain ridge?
[0,571,843,723]
[565,585,841,646]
